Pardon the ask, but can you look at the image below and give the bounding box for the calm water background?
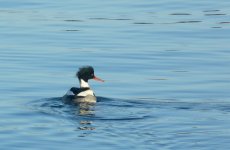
[1,0,230,149]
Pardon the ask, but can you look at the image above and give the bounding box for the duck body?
[62,66,104,104]
[63,87,97,104]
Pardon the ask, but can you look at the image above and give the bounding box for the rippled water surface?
[1,0,230,149]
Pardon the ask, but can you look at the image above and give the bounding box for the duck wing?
[70,87,90,95]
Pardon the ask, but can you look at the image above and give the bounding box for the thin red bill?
[93,76,105,82]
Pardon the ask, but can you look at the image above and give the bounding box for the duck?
[62,66,104,104]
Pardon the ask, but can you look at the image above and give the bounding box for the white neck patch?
[80,79,90,88]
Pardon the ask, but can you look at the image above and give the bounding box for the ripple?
[175,21,202,23]
[89,17,109,20]
[133,22,154,24]
[27,96,230,127]
[110,18,132,21]
[65,30,80,32]
[172,70,189,72]
[212,27,222,28]
[26,97,77,118]
[170,13,191,15]
[93,116,149,121]
[89,18,132,21]
[205,14,226,16]
[219,22,230,24]
[203,10,220,12]
[165,50,181,52]
[64,19,84,22]
[147,78,168,80]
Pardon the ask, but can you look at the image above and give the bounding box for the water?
[1,0,230,149]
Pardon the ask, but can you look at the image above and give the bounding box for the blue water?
[1,0,230,149]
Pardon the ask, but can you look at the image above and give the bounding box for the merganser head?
[77,66,104,82]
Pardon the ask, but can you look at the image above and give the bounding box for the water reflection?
[77,102,95,116]
[27,98,97,131]
[78,120,95,131]
[76,102,96,131]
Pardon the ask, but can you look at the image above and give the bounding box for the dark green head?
[76,66,104,82]
[77,66,95,82]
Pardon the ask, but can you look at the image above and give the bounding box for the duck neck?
[79,79,90,88]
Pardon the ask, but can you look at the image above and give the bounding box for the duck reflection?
[77,102,95,116]
[77,102,96,131]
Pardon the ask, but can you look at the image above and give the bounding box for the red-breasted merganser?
[62,66,104,104]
